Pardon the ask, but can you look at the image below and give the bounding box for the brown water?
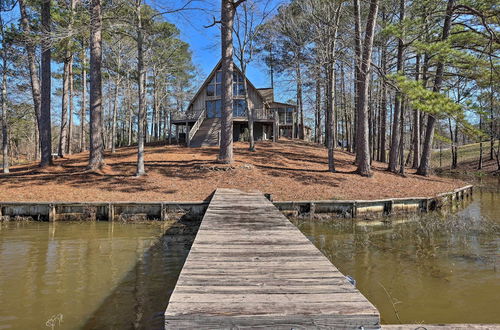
[0,220,198,329]
[0,183,498,328]
[292,183,500,325]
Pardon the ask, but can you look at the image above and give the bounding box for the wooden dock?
[164,188,380,329]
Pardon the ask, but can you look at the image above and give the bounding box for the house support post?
[273,110,278,142]
[186,121,190,147]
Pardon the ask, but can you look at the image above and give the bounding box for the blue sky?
[161,0,287,99]
[1,0,299,125]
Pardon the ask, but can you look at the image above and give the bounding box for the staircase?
[189,118,221,147]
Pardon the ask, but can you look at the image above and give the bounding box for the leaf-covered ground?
[0,140,466,202]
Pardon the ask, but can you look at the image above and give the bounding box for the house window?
[233,72,245,96]
[233,99,247,117]
[277,109,286,124]
[207,71,222,97]
[208,71,246,97]
[206,84,215,96]
[206,100,222,118]
[277,108,293,124]
[286,108,294,124]
[233,83,245,96]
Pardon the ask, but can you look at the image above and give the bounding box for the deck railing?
[172,109,204,121]
[251,108,271,120]
[187,109,206,147]
[174,107,273,121]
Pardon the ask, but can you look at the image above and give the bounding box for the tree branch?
[204,16,222,28]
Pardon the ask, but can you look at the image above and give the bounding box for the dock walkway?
[164,188,380,329]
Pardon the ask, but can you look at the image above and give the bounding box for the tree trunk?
[88,0,105,170]
[398,98,405,175]
[340,62,349,152]
[379,74,387,162]
[135,0,146,176]
[355,0,379,176]
[453,120,458,168]
[80,37,87,152]
[379,11,387,163]
[111,78,119,153]
[412,54,421,168]
[326,64,335,172]
[296,63,305,140]
[111,51,121,153]
[478,114,483,169]
[153,74,159,141]
[40,0,53,167]
[315,80,321,144]
[417,0,455,176]
[489,56,494,161]
[241,65,255,151]
[1,22,8,173]
[388,0,405,173]
[353,0,362,162]
[68,57,74,154]
[168,111,173,144]
[59,59,70,157]
[67,0,75,155]
[125,76,132,146]
[218,0,243,163]
[19,0,42,160]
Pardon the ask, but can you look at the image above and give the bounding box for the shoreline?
[0,184,473,221]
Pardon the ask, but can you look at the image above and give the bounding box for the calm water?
[0,220,198,329]
[292,181,500,325]
[0,182,498,328]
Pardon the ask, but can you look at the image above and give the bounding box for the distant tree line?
[0,0,195,175]
[217,0,498,176]
[1,0,499,177]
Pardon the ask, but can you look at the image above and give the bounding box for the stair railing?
[187,108,206,147]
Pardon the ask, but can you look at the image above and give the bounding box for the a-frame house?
[172,60,309,147]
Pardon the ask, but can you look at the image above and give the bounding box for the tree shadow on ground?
[0,139,461,200]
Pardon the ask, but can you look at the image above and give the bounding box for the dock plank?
[164,188,380,329]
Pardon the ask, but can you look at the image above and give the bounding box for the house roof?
[270,101,297,108]
[187,59,266,111]
[257,88,274,103]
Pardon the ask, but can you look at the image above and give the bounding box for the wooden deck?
[164,188,380,329]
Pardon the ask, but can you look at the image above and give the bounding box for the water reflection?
[0,219,199,330]
[291,186,500,325]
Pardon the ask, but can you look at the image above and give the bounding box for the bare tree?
[58,0,76,157]
[234,0,267,152]
[219,0,246,163]
[412,54,421,168]
[355,0,379,177]
[135,0,146,175]
[388,0,405,173]
[88,0,105,170]
[305,0,343,171]
[40,0,53,167]
[19,0,42,160]
[0,12,9,173]
[80,36,87,152]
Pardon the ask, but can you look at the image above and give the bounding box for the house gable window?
[207,71,222,97]
[233,72,245,96]
[207,70,246,97]
[204,70,252,118]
